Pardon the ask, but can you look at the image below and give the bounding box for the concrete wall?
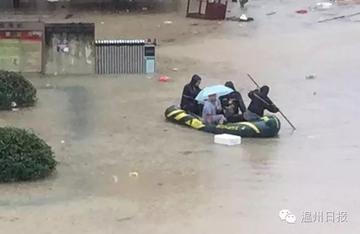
[45,23,95,75]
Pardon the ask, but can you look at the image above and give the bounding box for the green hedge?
[0,70,37,110]
[0,127,56,182]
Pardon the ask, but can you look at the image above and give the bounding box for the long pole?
[318,11,360,23]
[247,74,296,130]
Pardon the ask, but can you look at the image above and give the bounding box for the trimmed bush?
[0,127,56,182]
[0,70,37,110]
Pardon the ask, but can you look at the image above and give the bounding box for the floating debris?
[307,135,320,139]
[266,11,277,16]
[296,9,308,14]
[163,38,176,43]
[315,2,333,9]
[65,14,73,19]
[129,171,139,177]
[305,74,316,80]
[159,75,170,82]
[117,216,133,222]
[226,16,254,22]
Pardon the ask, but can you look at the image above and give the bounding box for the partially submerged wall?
[45,23,95,75]
[0,21,44,73]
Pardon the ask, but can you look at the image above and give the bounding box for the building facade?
[0,0,177,10]
[0,0,14,9]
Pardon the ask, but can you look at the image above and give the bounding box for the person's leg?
[243,110,260,121]
[196,103,204,116]
[183,103,196,114]
[213,114,227,125]
[240,0,248,8]
[226,114,244,123]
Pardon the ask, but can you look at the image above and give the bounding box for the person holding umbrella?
[202,93,227,125]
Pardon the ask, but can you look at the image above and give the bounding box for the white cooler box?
[214,134,242,146]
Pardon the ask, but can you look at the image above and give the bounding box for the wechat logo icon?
[279,209,297,224]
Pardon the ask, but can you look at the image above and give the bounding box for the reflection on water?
[62,86,93,140]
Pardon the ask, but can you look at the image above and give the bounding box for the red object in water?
[296,9,308,14]
[159,76,170,82]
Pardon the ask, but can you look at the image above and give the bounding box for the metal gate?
[95,40,146,74]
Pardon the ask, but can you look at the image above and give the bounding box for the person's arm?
[253,93,279,113]
[182,94,195,100]
[182,85,192,98]
[248,90,255,100]
[216,99,222,111]
[236,92,247,113]
[248,89,260,100]
[265,99,279,113]
[268,105,279,113]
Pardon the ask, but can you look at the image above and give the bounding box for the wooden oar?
[247,74,296,130]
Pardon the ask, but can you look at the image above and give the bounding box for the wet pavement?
[1,0,360,233]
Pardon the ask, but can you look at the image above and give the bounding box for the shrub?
[0,127,56,182]
[0,70,37,110]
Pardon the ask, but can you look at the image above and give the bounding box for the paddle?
[247,74,296,131]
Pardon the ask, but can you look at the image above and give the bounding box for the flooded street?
[1,0,360,233]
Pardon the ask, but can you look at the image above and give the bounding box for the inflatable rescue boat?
[165,105,281,138]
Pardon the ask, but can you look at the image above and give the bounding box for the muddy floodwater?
[1,0,360,233]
